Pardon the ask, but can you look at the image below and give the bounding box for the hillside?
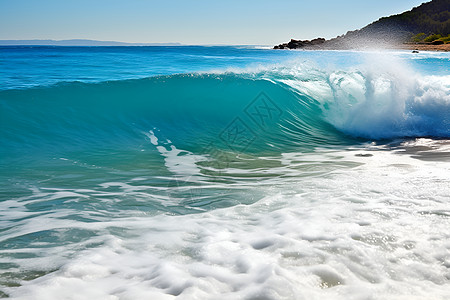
[275,0,450,50]
[370,0,449,37]
[334,0,449,45]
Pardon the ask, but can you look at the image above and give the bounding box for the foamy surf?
[4,142,450,300]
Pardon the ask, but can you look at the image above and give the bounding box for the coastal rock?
[274,37,325,49]
[311,38,326,45]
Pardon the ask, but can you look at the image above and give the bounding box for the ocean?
[0,46,449,299]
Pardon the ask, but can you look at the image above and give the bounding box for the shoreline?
[396,43,450,52]
[273,38,450,52]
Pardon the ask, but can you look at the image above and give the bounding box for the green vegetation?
[411,32,427,42]
[437,33,450,43]
[411,32,450,43]
[424,33,442,42]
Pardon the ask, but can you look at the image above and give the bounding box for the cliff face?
[274,0,450,49]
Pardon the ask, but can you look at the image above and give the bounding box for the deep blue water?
[0,46,299,89]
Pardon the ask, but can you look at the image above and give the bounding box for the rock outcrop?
[274,38,325,49]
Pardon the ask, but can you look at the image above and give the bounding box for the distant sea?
[0,46,449,299]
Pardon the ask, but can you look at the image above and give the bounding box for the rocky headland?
[274,0,450,51]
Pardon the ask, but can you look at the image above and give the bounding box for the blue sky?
[0,0,427,45]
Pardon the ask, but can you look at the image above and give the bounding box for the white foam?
[144,130,207,178]
[4,142,450,299]
[206,51,450,139]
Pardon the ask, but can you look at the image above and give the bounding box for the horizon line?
[0,39,273,47]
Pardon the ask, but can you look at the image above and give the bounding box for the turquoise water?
[0,46,449,299]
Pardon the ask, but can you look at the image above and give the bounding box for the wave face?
[1,47,450,299]
[1,55,449,162]
[0,73,348,157]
